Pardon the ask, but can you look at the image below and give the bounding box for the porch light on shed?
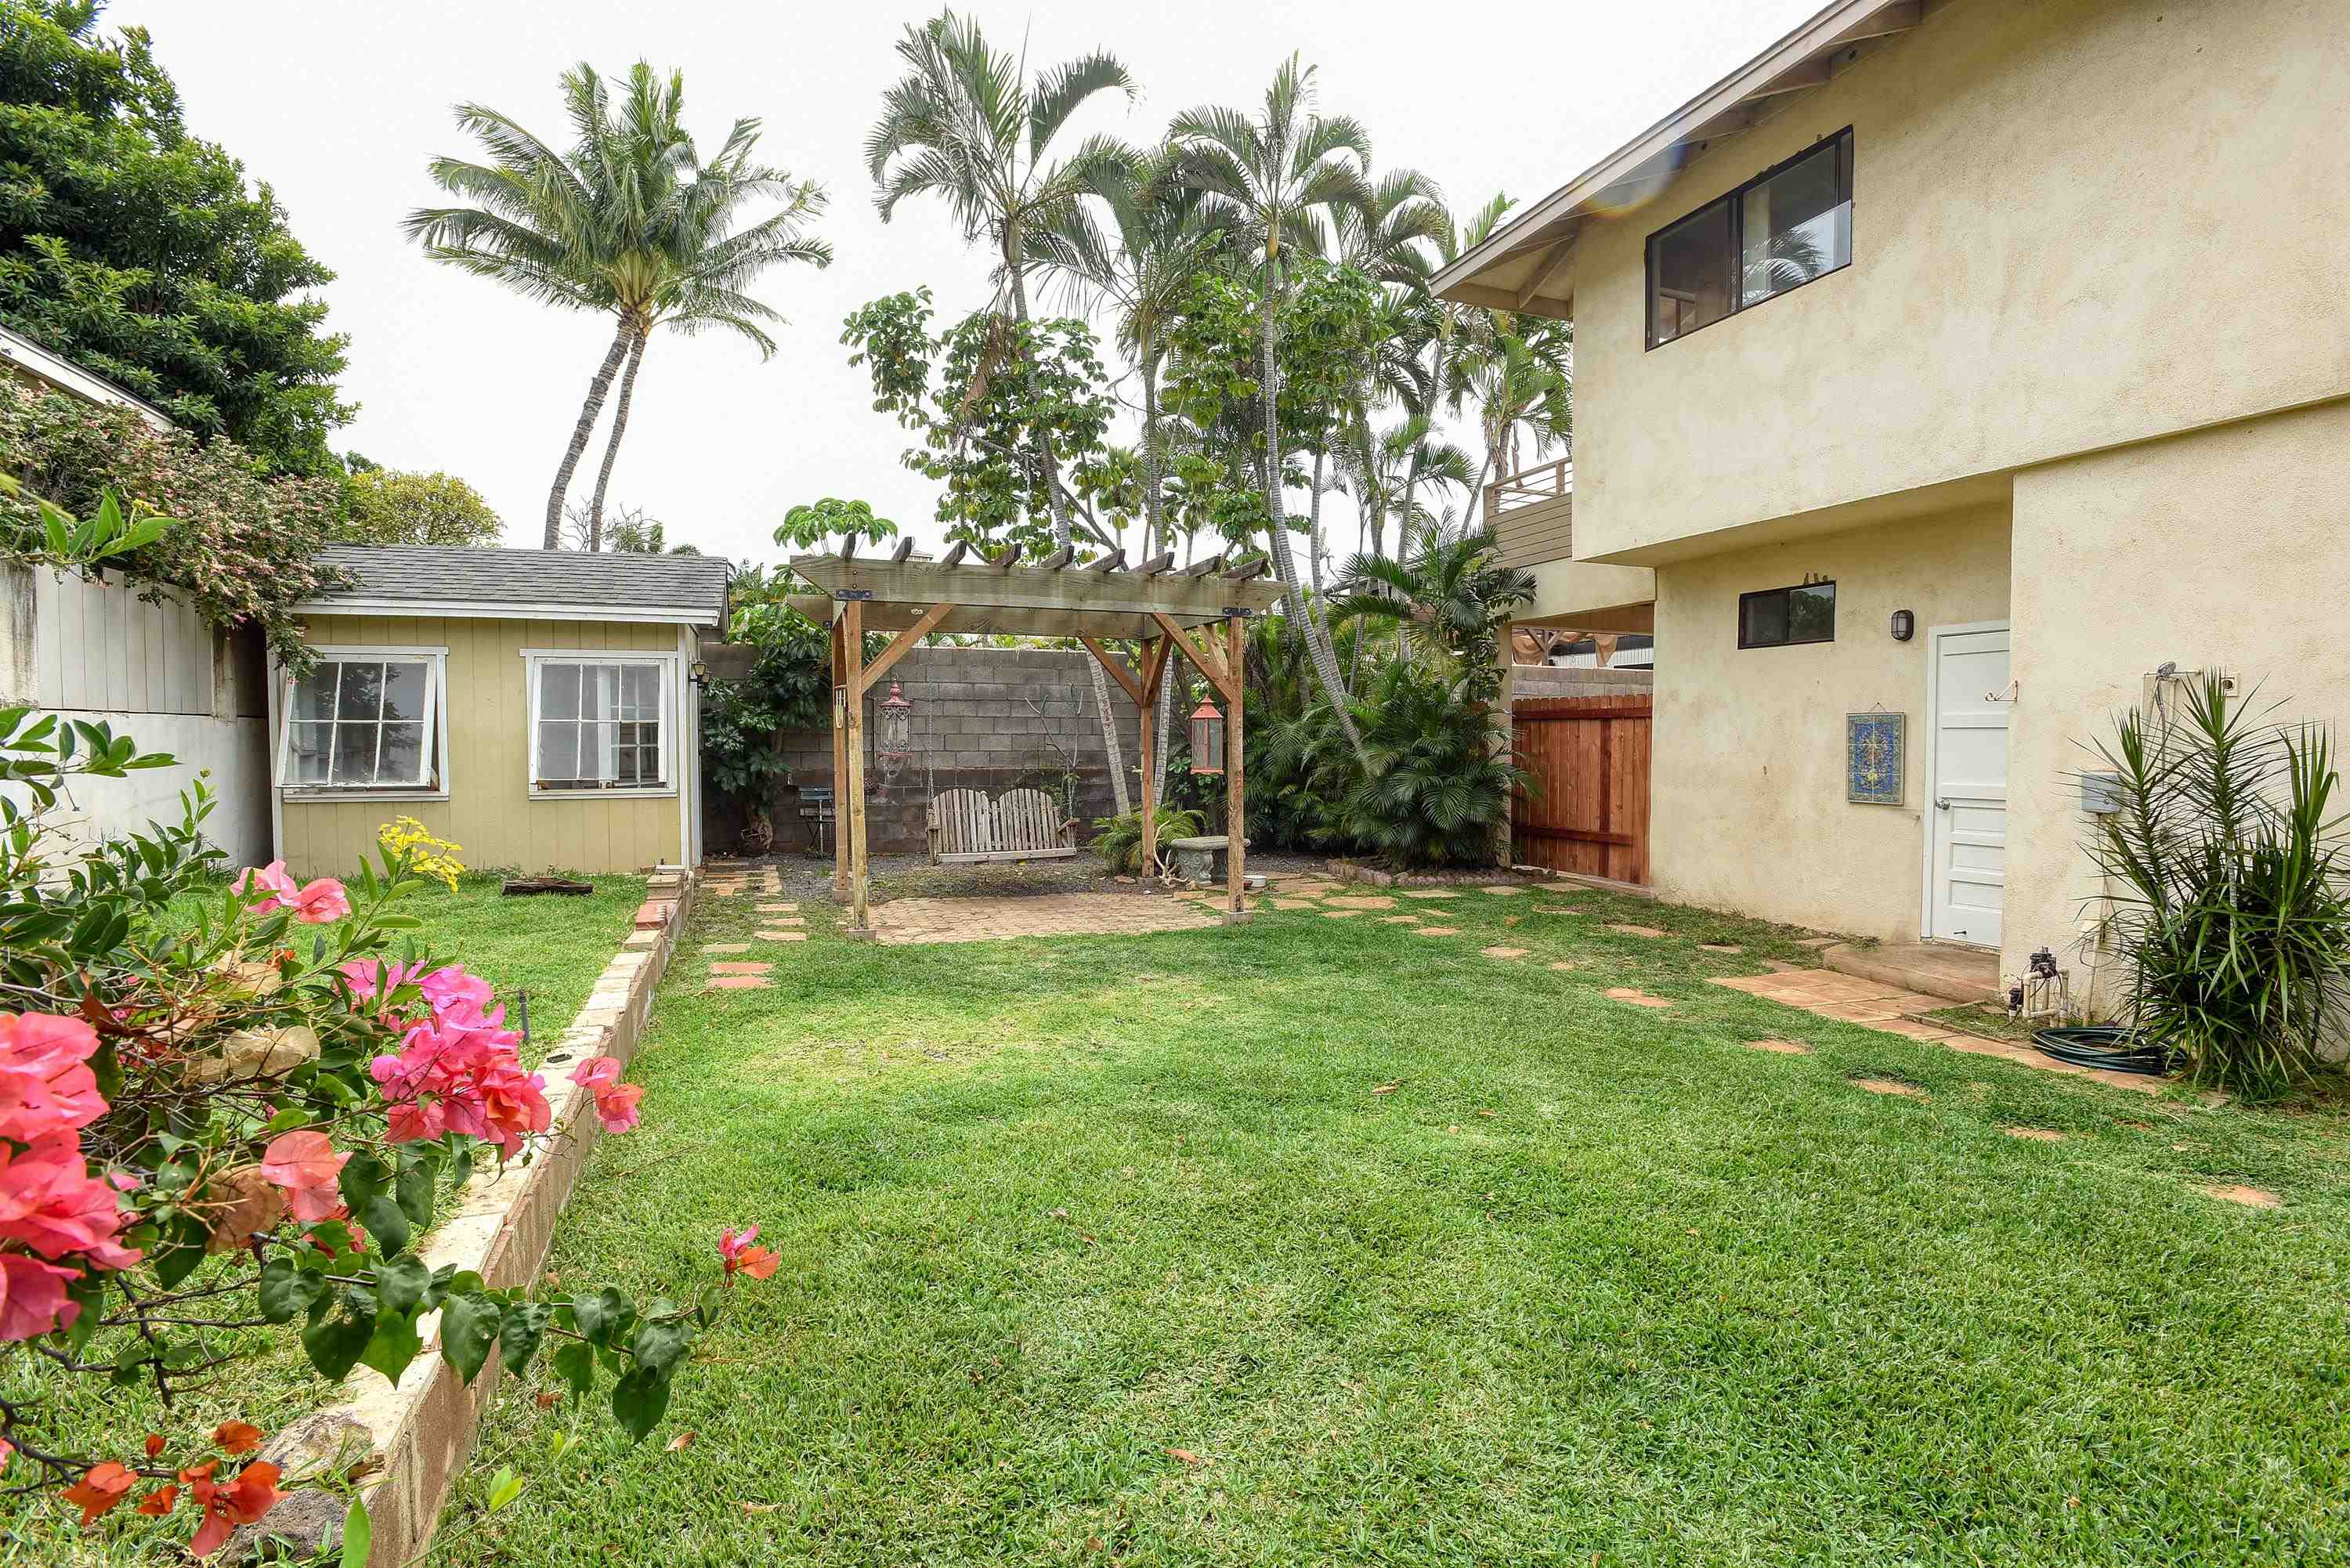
[877,680,916,779]
[1889,609,1915,641]
[1189,699,1226,775]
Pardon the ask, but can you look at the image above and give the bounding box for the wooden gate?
[1511,695,1651,885]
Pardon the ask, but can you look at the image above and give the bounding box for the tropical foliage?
[334,467,504,547]
[0,2,352,475]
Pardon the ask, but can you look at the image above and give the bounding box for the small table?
[1166,834,1235,884]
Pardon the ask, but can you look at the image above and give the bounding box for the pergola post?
[841,597,871,934]
[1137,640,1157,881]
[1224,613,1247,922]
[830,614,848,891]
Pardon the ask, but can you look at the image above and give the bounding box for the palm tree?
[1168,56,1372,765]
[867,10,1136,809]
[408,63,830,547]
[1454,322,1571,517]
[1402,193,1512,543]
[1329,519,1535,703]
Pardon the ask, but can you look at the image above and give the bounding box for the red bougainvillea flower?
[0,1252,86,1340]
[60,1460,136,1525]
[0,1133,142,1269]
[374,999,549,1160]
[136,1484,179,1516]
[143,1433,164,1460]
[186,1459,282,1557]
[230,861,298,915]
[258,1131,349,1223]
[0,1435,12,1474]
[212,1421,263,1455]
[0,1011,107,1142]
[718,1226,779,1281]
[287,878,351,924]
[568,1057,643,1133]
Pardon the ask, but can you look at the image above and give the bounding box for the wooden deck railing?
[1483,456,1572,522]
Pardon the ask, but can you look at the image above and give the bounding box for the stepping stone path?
[2200,1183,2282,1209]
[703,943,752,955]
[756,903,797,913]
[1603,987,1672,1009]
[1796,936,1838,948]
[1321,910,1360,920]
[1402,890,1459,901]
[1699,943,1744,953]
[1325,895,1397,909]
[1607,924,1668,939]
[1851,1078,1926,1099]
[1477,886,1524,897]
[1482,946,1530,960]
[1744,1039,1812,1054]
[1272,898,1318,910]
[2004,1126,2064,1141]
[709,976,771,991]
[756,929,808,942]
[1413,927,1460,937]
[1379,915,1420,924]
[1547,961,1582,972]
[710,962,772,976]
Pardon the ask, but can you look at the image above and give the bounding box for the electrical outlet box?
[2080,769,2124,815]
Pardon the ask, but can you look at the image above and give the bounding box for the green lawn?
[428,880,2350,1565]
[2,876,645,1565]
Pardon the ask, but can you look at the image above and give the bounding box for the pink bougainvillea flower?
[718,1225,779,1280]
[568,1057,642,1133]
[0,1252,85,1340]
[569,1057,621,1092]
[287,878,351,924]
[258,1131,349,1223]
[0,1135,142,1269]
[338,957,427,1005]
[0,1434,12,1474]
[0,1011,107,1143]
[418,965,494,1021]
[230,861,298,915]
[374,1004,549,1160]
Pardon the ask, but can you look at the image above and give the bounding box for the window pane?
[622,663,659,716]
[540,663,581,722]
[381,660,427,724]
[378,722,425,785]
[331,723,378,785]
[293,666,338,722]
[1788,583,1837,642]
[1741,139,1851,307]
[582,664,621,722]
[289,721,332,783]
[336,661,385,721]
[537,721,579,782]
[580,721,616,780]
[1650,198,1735,345]
[1741,592,1789,647]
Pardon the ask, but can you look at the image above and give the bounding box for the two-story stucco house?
[1439,0,2350,999]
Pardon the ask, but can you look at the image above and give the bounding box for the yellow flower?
[377,816,466,892]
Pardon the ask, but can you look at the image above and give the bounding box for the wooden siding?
[280,616,685,878]
[30,565,221,716]
[1511,694,1650,884]
[1491,493,1573,571]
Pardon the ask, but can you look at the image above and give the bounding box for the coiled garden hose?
[2031,1025,2178,1077]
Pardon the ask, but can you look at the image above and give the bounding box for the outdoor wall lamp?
[1889,609,1915,642]
[689,657,710,688]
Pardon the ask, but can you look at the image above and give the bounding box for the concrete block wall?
[707,645,1144,855]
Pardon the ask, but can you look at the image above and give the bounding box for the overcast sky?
[106,0,1817,562]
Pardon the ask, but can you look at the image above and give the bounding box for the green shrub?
[2088,671,2350,1099]
[1332,660,1524,870]
[1090,807,1204,876]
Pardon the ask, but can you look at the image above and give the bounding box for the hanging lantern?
[877,680,916,781]
[1189,699,1226,775]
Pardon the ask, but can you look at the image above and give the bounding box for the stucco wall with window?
[1647,501,2009,938]
[1569,0,2350,563]
[277,615,689,878]
[2003,397,2350,1007]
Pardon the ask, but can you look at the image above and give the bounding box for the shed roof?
[302,545,730,628]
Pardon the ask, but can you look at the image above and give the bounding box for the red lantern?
[1189,699,1225,775]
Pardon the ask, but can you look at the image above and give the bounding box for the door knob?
[1936,797,1952,810]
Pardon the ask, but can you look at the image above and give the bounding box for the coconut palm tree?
[1400,193,1512,544]
[408,63,830,547]
[1168,56,1372,765]
[866,10,1136,808]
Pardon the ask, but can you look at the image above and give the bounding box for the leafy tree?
[776,497,898,554]
[0,1,352,473]
[334,468,503,547]
[606,511,697,555]
[408,61,830,547]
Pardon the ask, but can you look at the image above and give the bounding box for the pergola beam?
[1077,636,1143,708]
[791,556,1285,626]
[1151,610,1238,704]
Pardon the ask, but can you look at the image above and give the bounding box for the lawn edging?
[240,865,699,1566]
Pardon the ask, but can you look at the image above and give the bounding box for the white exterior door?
[1926,623,2009,948]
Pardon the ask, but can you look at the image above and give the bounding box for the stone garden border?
[240,866,699,1566]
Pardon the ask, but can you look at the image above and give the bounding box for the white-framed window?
[523,652,677,797]
[276,648,449,797]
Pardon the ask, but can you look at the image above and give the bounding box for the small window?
[1738,582,1836,649]
[278,652,443,792]
[1647,128,1853,349]
[528,656,671,794]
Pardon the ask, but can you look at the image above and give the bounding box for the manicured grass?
[2,876,645,1564]
[431,880,2348,1566]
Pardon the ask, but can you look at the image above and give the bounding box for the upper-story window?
[1647,128,1853,349]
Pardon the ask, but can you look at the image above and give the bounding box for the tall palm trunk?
[1009,239,1131,813]
[1259,256,1365,762]
[1143,354,1177,798]
[545,316,636,548]
[1395,329,1445,558]
[584,322,649,551]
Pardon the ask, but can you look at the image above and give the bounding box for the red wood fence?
[1510,695,1651,885]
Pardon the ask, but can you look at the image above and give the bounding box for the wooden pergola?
[787,540,1289,935]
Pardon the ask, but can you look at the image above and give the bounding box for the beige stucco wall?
[1650,501,2011,938]
[1569,0,2350,563]
[280,615,689,879]
[2003,397,2350,1004]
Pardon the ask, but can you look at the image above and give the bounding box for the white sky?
[107,0,1817,563]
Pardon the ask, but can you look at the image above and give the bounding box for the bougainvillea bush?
[0,711,767,1555]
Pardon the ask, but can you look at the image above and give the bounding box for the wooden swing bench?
[925,786,1079,865]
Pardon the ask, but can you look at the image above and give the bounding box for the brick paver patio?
[870,893,1226,945]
